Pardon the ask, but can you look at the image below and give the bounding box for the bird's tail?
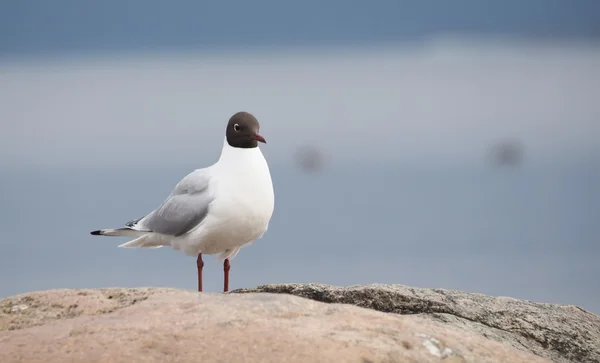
[90,228,147,237]
[118,234,163,248]
[90,228,163,249]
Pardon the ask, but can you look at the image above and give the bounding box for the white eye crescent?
[233,123,240,132]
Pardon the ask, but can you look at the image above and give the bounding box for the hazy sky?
[1,0,598,59]
[1,40,599,170]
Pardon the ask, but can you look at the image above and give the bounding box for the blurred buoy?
[488,139,525,167]
[294,145,325,173]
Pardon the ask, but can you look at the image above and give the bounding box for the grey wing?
[127,168,215,237]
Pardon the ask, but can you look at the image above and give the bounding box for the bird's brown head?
[225,111,266,149]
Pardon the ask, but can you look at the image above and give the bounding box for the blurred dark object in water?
[489,139,525,167]
[294,146,325,173]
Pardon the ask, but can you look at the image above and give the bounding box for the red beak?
[253,133,266,144]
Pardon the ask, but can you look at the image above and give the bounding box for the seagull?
[90,111,275,293]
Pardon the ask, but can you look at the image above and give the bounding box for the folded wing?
[127,168,214,237]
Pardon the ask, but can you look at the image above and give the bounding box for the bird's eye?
[233,124,240,132]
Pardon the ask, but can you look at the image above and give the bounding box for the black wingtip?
[90,230,102,236]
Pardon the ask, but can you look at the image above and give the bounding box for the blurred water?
[1,162,598,313]
[1,17,599,319]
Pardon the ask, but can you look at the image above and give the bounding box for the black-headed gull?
[91,112,275,292]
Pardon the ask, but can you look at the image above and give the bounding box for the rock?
[0,288,549,363]
[0,288,163,332]
[231,283,600,363]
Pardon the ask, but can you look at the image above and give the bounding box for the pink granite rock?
[0,287,551,363]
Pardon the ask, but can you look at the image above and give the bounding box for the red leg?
[223,258,231,292]
[197,254,204,292]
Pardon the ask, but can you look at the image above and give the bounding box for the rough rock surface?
[0,288,550,363]
[0,288,162,332]
[232,283,600,363]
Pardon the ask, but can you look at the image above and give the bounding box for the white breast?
[183,142,275,256]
